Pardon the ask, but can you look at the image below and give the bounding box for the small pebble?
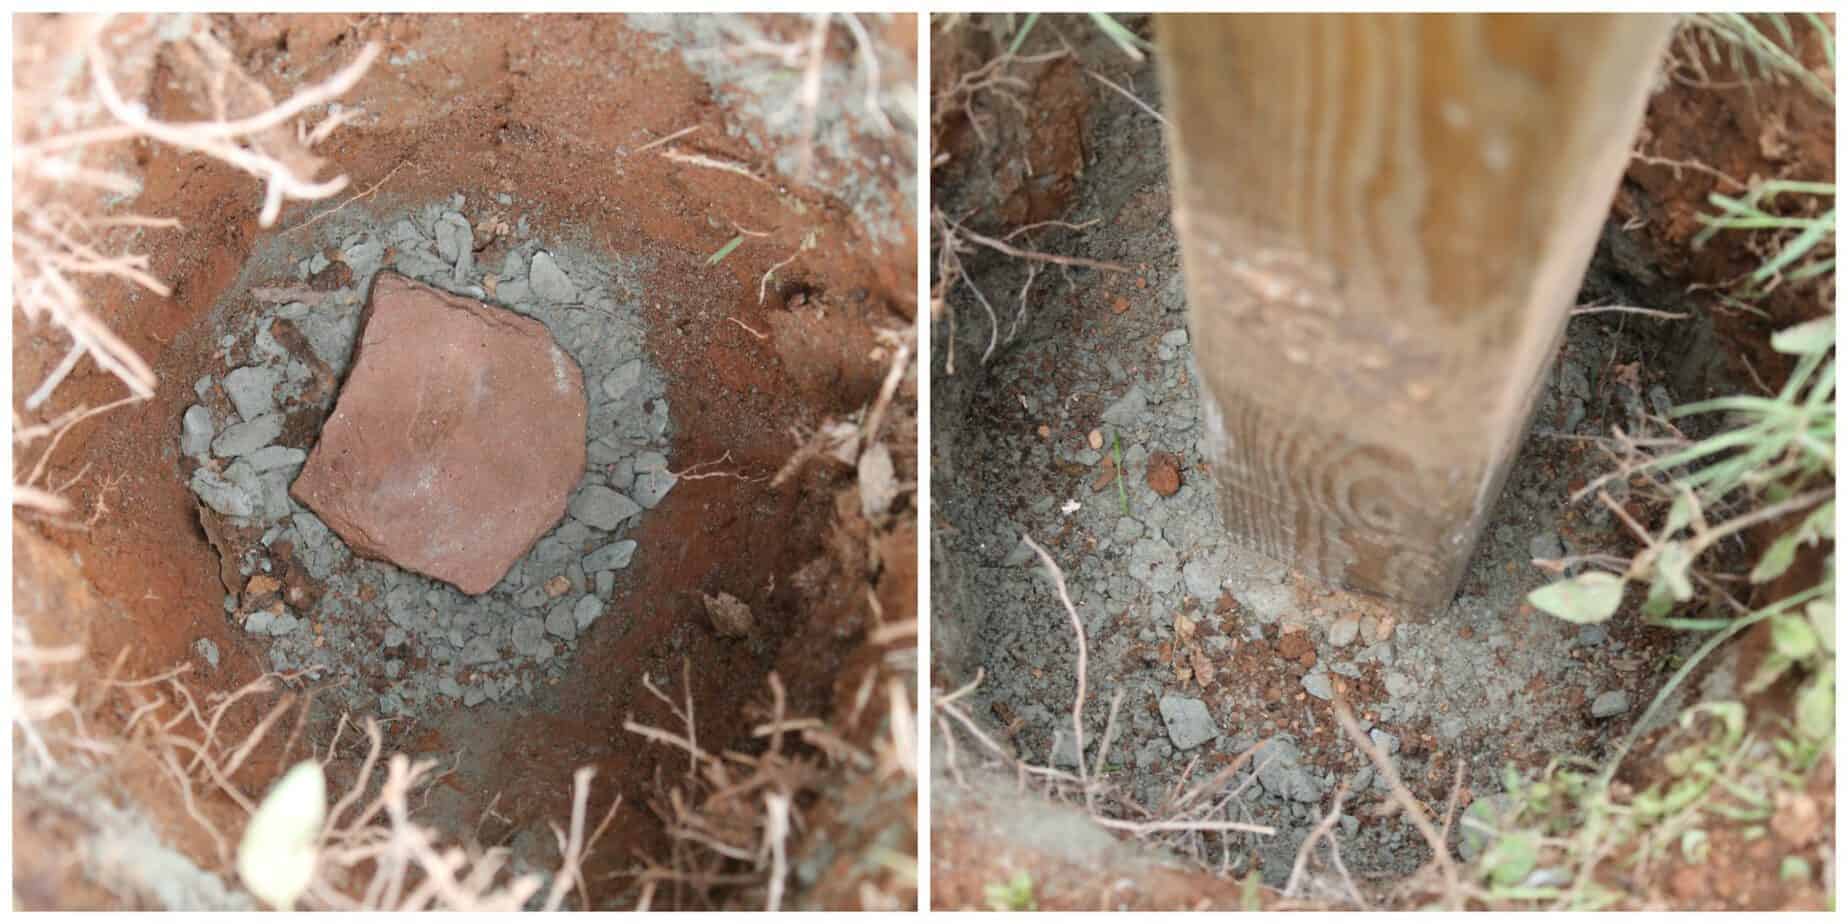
[573,593,602,631]
[529,251,578,302]
[1591,690,1630,718]
[181,405,215,457]
[1328,616,1360,648]
[568,486,641,531]
[223,366,280,421]
[583,540,638,573]
[546,599,578,640]
[211,413,284,458]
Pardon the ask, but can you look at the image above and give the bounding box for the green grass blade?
[1088,13,1152,62]
[706,234,745,266]
[1007,12,1041,57]
[1751,208,1836,283]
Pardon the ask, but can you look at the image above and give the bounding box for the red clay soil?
[13,13,916,910]
[1616,16,1836,385]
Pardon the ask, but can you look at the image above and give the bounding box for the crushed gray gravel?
[930,27,1718,887]
[179,195,676,722]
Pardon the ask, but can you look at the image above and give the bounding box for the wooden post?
[1154,14,1673,610]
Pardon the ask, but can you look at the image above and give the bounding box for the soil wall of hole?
[14,13,918,910]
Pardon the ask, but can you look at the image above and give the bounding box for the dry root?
[625,657,917,911]
[14,634,618,910]
[12,13,373,510]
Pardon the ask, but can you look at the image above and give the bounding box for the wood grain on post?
[1154,14,1673,611]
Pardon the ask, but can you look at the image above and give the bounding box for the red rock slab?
[291,272,586,594]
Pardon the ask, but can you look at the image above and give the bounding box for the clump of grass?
[625,661,918,910]
[1511,12,1835,910]
[1682,13,1834,102]
[1694,180,1835,296]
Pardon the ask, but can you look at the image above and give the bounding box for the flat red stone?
[291,272,586,594]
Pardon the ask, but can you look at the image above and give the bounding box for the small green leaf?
[1771,317,1834,356]
[1634,788,1665,819]
[1654,542,1696,601]
[1527,572,1625,624]
[1746,651,1794,695]
[1664,745,1699,777]
[1807,599,1835,653]
[984,870,1036,911]
[1662,777,1708,814]
[706,234,745,266]
[1680,829,1710,862]
[1642,582,1675,619]
[1753,530,1804,583]
[1483,831,1539,886]
[1772,614,1820,660]
[1796,675,1833,741]
[1779,855,1814,883]
[1752,502,1832,583]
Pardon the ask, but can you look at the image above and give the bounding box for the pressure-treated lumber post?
[1154,14,1673,610]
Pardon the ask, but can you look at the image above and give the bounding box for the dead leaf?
[1610,361,1642,392]
[1192,648,1216,687]
[1091,457,1118,492]
[857,442,898,520]
[1175,611,1197,643]
[1088,429,1104,450]
[702,591,754,637]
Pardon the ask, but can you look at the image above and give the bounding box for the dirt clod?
[702,591,754,637]
[1145,451,1182,497]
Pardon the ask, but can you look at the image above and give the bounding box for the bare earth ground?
[929,14,1832,911]
[14,13,917,910]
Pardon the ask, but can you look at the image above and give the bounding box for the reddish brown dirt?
[1616,16,1836,386]
[13,12,916,910]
